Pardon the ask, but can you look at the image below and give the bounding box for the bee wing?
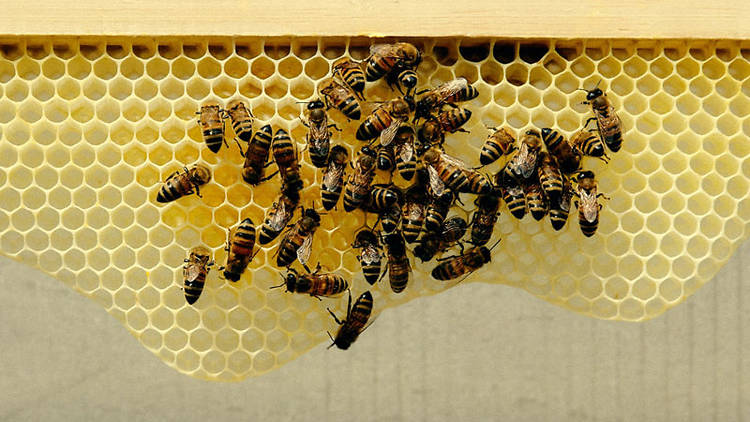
[440,218,464,237]
[369,44,399,58]
[437,78,469,101]
[398,142,414,162]
[268,201,288,231]
[322,163,344,190]
[361,245,380,265]
[309,118,329,143]
[379,121,401,147]
[185,264,201,282]
[515,142,537,179]
[427,165,446,197]
[408,202,425,220]
[297,234,314,265]
[440,152,469,170]
[580,189,599,223]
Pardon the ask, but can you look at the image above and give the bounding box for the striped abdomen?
[231,219,255,257]
[549,207,570,231]
[462,170,492,194]
[502,185,527,220]
[540,128,581,174]
[277,231,306,268]
[183,265,206,305]
[343,169,375,211]
[471,210,498,246]
[538,164,563,202]
[438,108,471,133]
[595,105,623,152]
[524,182,548,221]
[333,291,374,350]
[425,206,448,233]
[573,131,606,157]
[356,108,395,141]
[435,161,469,193]
[334,59,366,95]
[365,55,398,81]
[361,257,382,285]
[307,135,331,168]
[446,85,479,103]
[242,125,273,185]
[388,256,410,293]
[156,172,193,203]
[304,274,349,297]
[578,208,599,237]
[272,130,303,193]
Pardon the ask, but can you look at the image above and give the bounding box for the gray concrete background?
[1,241,749,421]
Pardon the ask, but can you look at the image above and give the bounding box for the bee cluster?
[156,42,623,350]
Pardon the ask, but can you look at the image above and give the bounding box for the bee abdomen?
[480,141,504,165]
[156,180,183,203]
[402,224,422,243]
[184,277,205,305]
[396,159,415,180]
[356,116,387,141]
[232,121,253,142]
[309,145,330,168]
[258,227,281,245]
[389,265,409,293]
[431,262,459,281]
[549,208,569,231]
[365,59,389,81]
[203,128,224,153]
[321,187,343,210]
[276,246,297,267]
[340,97,361,120]
[362,263,381,285]
[579,214,599,237]
[313,274,349,296]
[603,131,622,152]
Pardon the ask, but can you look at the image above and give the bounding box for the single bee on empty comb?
[220,218,257,282]
[573,170,609,237]
[197,103,227,153]
[581,81,623,153]
[183,246,214,305]
[156,164,211,203]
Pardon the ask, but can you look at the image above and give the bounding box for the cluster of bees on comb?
[155,42,623,350]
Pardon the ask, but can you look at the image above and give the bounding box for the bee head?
[360,146,377,157]
[191,164,212,184]
[576,170,596,182]
[479,246,492,263]
[586,88,603,101]
[307,99,325,110]
[309,107,326,123]
[354,229,378,247]
[285,270,298,291]
[421,148,440,164]
[304,208,321,223]
[477,193,499,209]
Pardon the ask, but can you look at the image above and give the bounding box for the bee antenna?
[576,88,589,93]
[326,331,336,349]
[489,238,502,252]
[595,78,602,89]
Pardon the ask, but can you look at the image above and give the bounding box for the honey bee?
[272,128,304,195]
[470,194,501,246]
[424,189,455,233]
[327,290,374,350]
[226,100,254,147]
[302,100,340,168]
[183,246,214,305]
[524,176,548,221]
[241,124,274,185]
[422,148,470,195]
[431,241,499,281]
[377,144,395,171]
[276,208,321,268]
[352,228,383,285]
[258,192,299,245]
[364,42,421,82]
[356,96,415,141]
[156,164,212,203]
[401,186,427,243]
[319,78,362,121]
[385,63,418,95]
[537,151,563,203]
[496,171,526,220]
[480,127,517,166]
[462,169,493,195]
[416,108,472,147]
[343,146,377,211]
[414,78,479,121]
[197,103,226,153]
[393,125,416,180]
[414,216,467,262]
[504,129,542,181]
[569,129,610,162]
[379,204,402,233]
[540,128,581,174]
[382,229,411,293]
[362,185,400,213]
[332,57,366,100]
[549,175,573,231]
[221,218,257,282]
[321,145,349,211]
[274,266,348,299]
[573,170,608,237]
[582,83,623,152]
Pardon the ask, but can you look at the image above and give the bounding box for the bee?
[352,229,383,285]
[582,83,623,152]
[221,218,257,282]
[383,229,411,293]
[549,175,573,231]
[343,146,377,211]
[276,208,321,268]
[364,42,421,82]
[197,103,226,153]
[379,204,402,233]
[496,171,526,220]
[258,192,299,245]
[272,128,304,195]
[377,144,395,171]
[540,128,581,174]
[462,169,493,195]
[401,186,427,243]
[573,170,608,237]
[302,100,339,168]
[385,63,418,95]
[226,100,254,147]
[156,164,212,203]
[480,127,517,166]
[416,108,472,147]
[470,194,501,246]
[321,145,349,211]
[356,96,415,141]
[431,241,499,281]
[274,266,348,299]
[319,78,362,121]
[569,129,610,161]
[422,148,470,194]
[424,189,455,233]
[414,216,467,262]
[241,124,274,185]
[183,246,214,305]
[524,176,548,221]
[414,78,479,121]
[332,57,366,100]
[327,290,374,350]
[504,129,542,181]
[362,185,400,213]
[393,125,417,180]
[537,151,563,203]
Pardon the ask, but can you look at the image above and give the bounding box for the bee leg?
[574,200,580,209]
[259,170,279,182]
[302,263,313,274]
[457,242,465,255]
[194,183,203,198]
[327,308,343,325]
[414,89,429,96]
[435,254,458,262]
[328,123,342,132]
[234,138,246,156]
[597,193,611,200]
[454,128,470,134]
[314,262,322,274]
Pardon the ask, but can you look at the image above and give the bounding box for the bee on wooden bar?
[221,218,257,282]
[156,164,211,203]
[581,82,623,152]
[504,129,542,181]
[424,189,455,233]
[540,128,581,174]
[226,100,254,149]
[319,78,362,121]
[258,192,299,245]
[385,63,418,95]
[573,170,608,237]
[470,194,501,246]
[276,208,321,268]
[365,42,421,82]
[273,265,348,299]
[414,216,467,262]
[241,124,274,185]
[343,146,377,211]
[537,151,563,203]
[332,57,366,100]
[423,147,470,194]
[383,229,411,293]
[431,241,499,282]
[352,228,383,285]
[197,103,227,153]
[414,78,479,121]
[327,290,374,350]
[321,145,349,211]
[496,171,526,220]
[183,246,214,305]
[302,100,340,168]
[356,96,415,141]
[480,127,517,166]
[549,175,573,231]
[393,125,417,180]
[272,128,304,195]
[401,186,427,243]
[569,129,610,162]
[524,176,548,221]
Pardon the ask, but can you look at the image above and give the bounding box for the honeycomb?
[0,37,748,381]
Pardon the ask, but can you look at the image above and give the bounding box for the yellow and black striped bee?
[414,216,467,262]
[365,42,421,82]
[537,151,563,203]
[431,241,499,281]
[156,164,212,203]
[383,228,411,293]
[549,175,573,231]
[573,170,608,237]
[258,192,299,245]
[362,185,400,213]
[197,103,226,153]
[540,128,581,174]
[183,246,214,305]
[276,208,321,268]
[401,186,427,243]
[319,77,362,121]
[582,83,623,152]
[241,124,274,185]
[221,218,257,282]
[480,127,517,166]
[504,129,542,181]
[321,145,349,211]
[462,169,493,195]
[272,128,304,195]
[379,204,402,233]
[385,63,418,95]
[496,171,526,220]
[332,57,366,100]
[352,228,383,285]
[570,129,610,162]
[423,147,470,194]
[377,143,395,171]
[424,189,455,233]
[302,100,340,168]
[416,107,472,147]
[414,78,479,121]
[356,96,415,141]
[274,265,348,299]
[393,125,417,180]
[226,100,254,147]
[470,194,501,246]
[343,146,377,211]
[524,176,548,221]
[327,290,374,350]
